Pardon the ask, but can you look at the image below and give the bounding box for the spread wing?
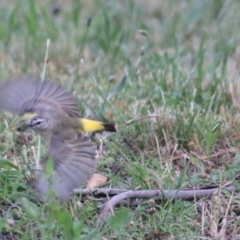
[32,133,97,201]
[0,76,80,117]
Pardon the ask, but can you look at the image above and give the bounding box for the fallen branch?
[74,185,236,219]
[74,188,126,197]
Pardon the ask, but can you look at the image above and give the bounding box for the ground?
[1,0,240,239]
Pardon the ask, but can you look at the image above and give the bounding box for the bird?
[0,76,117,201]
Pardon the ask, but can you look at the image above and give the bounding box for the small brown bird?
[0,76,116,201]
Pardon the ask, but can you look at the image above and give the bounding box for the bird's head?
[15,113,47,131]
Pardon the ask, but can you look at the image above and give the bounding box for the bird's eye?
[31,117,42,125]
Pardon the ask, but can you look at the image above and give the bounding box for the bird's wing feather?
[0,76,80,117]
[32,133,97,201]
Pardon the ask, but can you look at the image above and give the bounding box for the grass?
[1,0,240,239]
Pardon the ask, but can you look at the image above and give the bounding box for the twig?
[125,115,160,126]
[37,39,50,169]
[41,38,50,82]
[169,148,236,162]
[219,192,234,240]
[98,199,143,210]
[192,148,235,160]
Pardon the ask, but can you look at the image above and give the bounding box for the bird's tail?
[79,118,117,133]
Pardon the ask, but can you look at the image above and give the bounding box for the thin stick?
[37,39,50,169]
[41,39,50,81]
[154,134,162,162]
[125,115,161,126]
[169,148,235,162]
[219,192,233,240]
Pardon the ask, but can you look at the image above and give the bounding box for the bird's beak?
[13,119,31,131]
[11,112,38,131]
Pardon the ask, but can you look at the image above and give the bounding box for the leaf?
[54,210,74,239]
[86,173,107,188]
[25,0,38,36]
[0,159,19,170]
[107,208,133,230]
[55,210,72,224]
[107,76,127,101]
[44,157,54,177]
[190,157,202,169]
[21,197,39,219]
